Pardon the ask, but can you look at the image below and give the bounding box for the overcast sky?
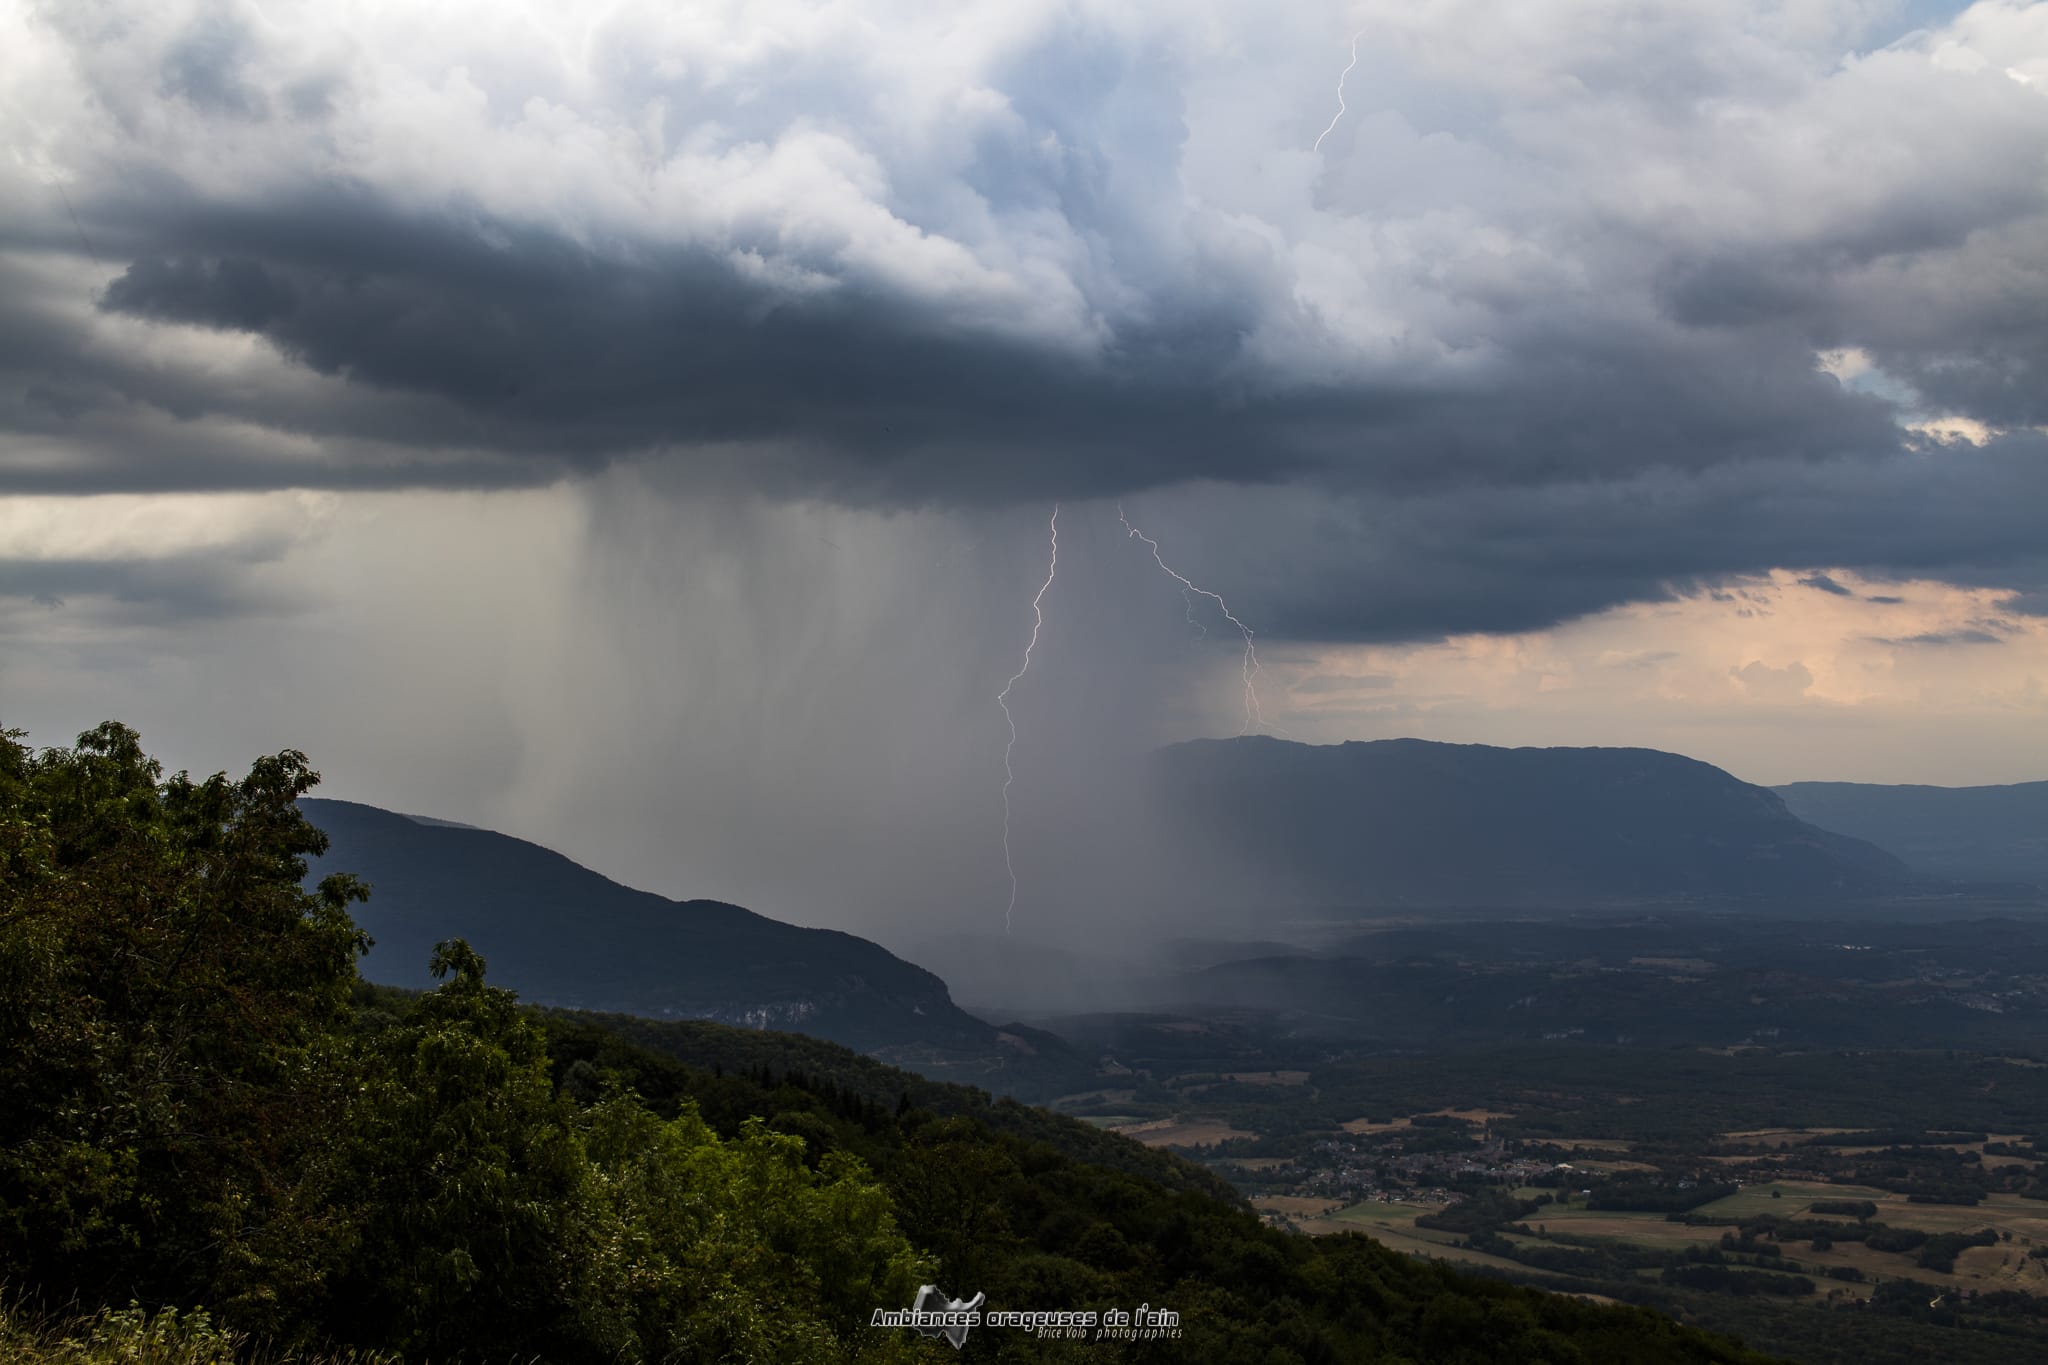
[4,0,2047,940]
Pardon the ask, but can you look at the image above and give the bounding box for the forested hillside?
[300,796,999,1052]
[0,723,1784,1363]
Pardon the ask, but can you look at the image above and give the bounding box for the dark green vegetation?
[1775,780,2048,890]
[0,1298,399,1364]
[1,724,1783,1363]
[1151,737,1913,909]
[540,1009,1230,1202]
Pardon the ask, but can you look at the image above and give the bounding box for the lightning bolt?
[997,505,1060,934]
[1175,584,1209,641]
[1118,504,1283,737]
[1313,29,1365,153]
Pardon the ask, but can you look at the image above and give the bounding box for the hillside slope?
[301,797,993,1053]
[1153,737,1915,908]
[1776,780,2048,889]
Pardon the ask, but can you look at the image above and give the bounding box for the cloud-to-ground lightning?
[996,505,1060,934]
[1118,504,1283,737]
[1313,30,1365,152]
[1174,582,1208,641]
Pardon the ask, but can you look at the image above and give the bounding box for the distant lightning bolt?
[1175,584,1209,641]
[997,506,1060,934]
[1118,504,1283,737]
[1313,30,1365,153]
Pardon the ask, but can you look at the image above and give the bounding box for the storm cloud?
[6,0,2048,642]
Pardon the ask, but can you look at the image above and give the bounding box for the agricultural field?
[1248,1194,1345,1218]
[1029,922,2048,1363]
[1324,1178,2048,1294]
[1159,1044,2048,1365]
[1109,1116,1254,1148]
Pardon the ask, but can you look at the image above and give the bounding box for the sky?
[4,0,2047,941]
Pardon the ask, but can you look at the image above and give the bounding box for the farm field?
[1110,1116,1255,1148]
[1303,1168,2048,1305]
[1249,1195,1344,1217]
[1040,929,2048,1365]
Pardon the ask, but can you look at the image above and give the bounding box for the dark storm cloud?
[14,180,1900,511]
[22,176,1902,510]
[8,0,2048,644]
[1144,431,2048,642]
[71,195,1365,502]
[104,256,299,332]
[1800,573,1855,596]
[0,553,301,623]
[1662,227,2048,432]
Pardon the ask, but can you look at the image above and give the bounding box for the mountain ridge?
[300,796,998,1054]
[1775,779,2048,890]
[1150,735,1916,908]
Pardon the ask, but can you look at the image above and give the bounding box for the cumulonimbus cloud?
[6,0,2048,639]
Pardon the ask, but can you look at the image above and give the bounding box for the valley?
[991,917,2048,1365]
[289,741,2048,1362]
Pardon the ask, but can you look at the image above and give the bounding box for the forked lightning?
[995,506,1060,933]
[1313,29,1366,152]
[1118,504,1279,737]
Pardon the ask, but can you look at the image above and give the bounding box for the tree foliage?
[0,722,368,1323]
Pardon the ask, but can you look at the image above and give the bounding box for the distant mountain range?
[1775,780,2048,890]
[1150,737,1916,908]
[300,798,998,1055]
[300,746,2037,1063]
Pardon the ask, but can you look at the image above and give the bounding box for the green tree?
[0,723,368,1329]
[335,940,589,1359]
[577,1095,932,1363]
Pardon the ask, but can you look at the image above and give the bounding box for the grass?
[1250,1195,1345,1216]
[1048,1089,1138,1109]
[1718,1127,1860,1141]
[1690,1181,1857,1220]
[1341,1117,1411,1134]
[1527,1216,1726,1249]
[1318,1221,1538,1275]
[1110,1117,1256,1149]
[1329,1199,1443,1226]
[0,1300,398,1365]
[1342,1107,1519,1135]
